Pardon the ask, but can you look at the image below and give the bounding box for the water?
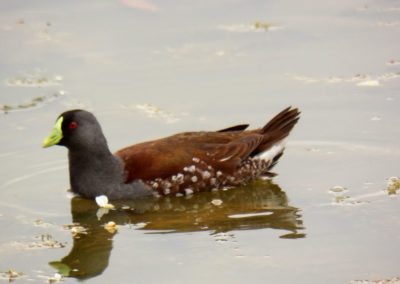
[1,0,399,283]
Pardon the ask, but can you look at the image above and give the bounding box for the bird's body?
[43,107,300,200]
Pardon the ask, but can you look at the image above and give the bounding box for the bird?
[43,107,300,200]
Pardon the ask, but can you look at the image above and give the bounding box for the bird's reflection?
[49,180,305,279]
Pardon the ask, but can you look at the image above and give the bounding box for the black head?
[43,109,108,150]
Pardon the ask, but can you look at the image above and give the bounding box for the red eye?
[69,121,78,129]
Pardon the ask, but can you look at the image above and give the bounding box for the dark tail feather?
[262,106,301,135]
[217,124,249,132]
[268,151,284,170]
[262,150,284,177]
[257,107,300,153]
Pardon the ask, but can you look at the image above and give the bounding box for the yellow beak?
[43,116,64,148]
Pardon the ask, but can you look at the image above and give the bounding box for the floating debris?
[31,234,66,249]
[135,103,180,124]
[218,21,282,33]
[253,21,272,31]
[211,199,223,206]
[306,147,321,152]
[350,276,400,284]
[290,72,400,86]
[329,186,365,205]
[95,195,115,209]
[48,272,63,283]
[0,269,24,281]
[0,91,65,114]
[386,177,400,195]
[357,80,380,87]
[6,73,62,87]
[370,116,382,121]
[329,185,346,193]
[104,221,118,234]
[213,232,234,243]
[34,219,54,228]
[66,224,88,237]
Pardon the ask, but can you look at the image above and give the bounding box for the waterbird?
[43,107,300,200]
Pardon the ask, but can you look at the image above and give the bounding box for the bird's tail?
[253,107,300,172]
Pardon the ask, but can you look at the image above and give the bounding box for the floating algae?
[0,269,24,282]
[0,91,65,114]
[386,177,400,195]
[6,73,62,87]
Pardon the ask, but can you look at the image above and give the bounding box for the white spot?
[175,173,185,184]
[164,188,171,195]
[176,193,184,197]
[183,167,189,172]
[184,188,194,195]
[188,165,196,173]
[191,176,198,183]
[219,154,234,162]
[211,199,223,206]
[210,178,217,185]
[192,157,200,163]
[202,171,211,179]
[152,182,159,189]
[216,171,223,177]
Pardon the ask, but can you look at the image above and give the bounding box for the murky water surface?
[1,1,399,283]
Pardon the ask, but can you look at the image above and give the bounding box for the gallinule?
[43,107,300,200]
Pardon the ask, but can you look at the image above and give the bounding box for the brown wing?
[206,134,264,169]
[115,131,261,182]
[115,107,300,183]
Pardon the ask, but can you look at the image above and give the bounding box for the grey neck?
[68,146,124,199]
[68,146,155,200]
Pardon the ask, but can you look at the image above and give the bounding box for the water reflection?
[50,180,304,279]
